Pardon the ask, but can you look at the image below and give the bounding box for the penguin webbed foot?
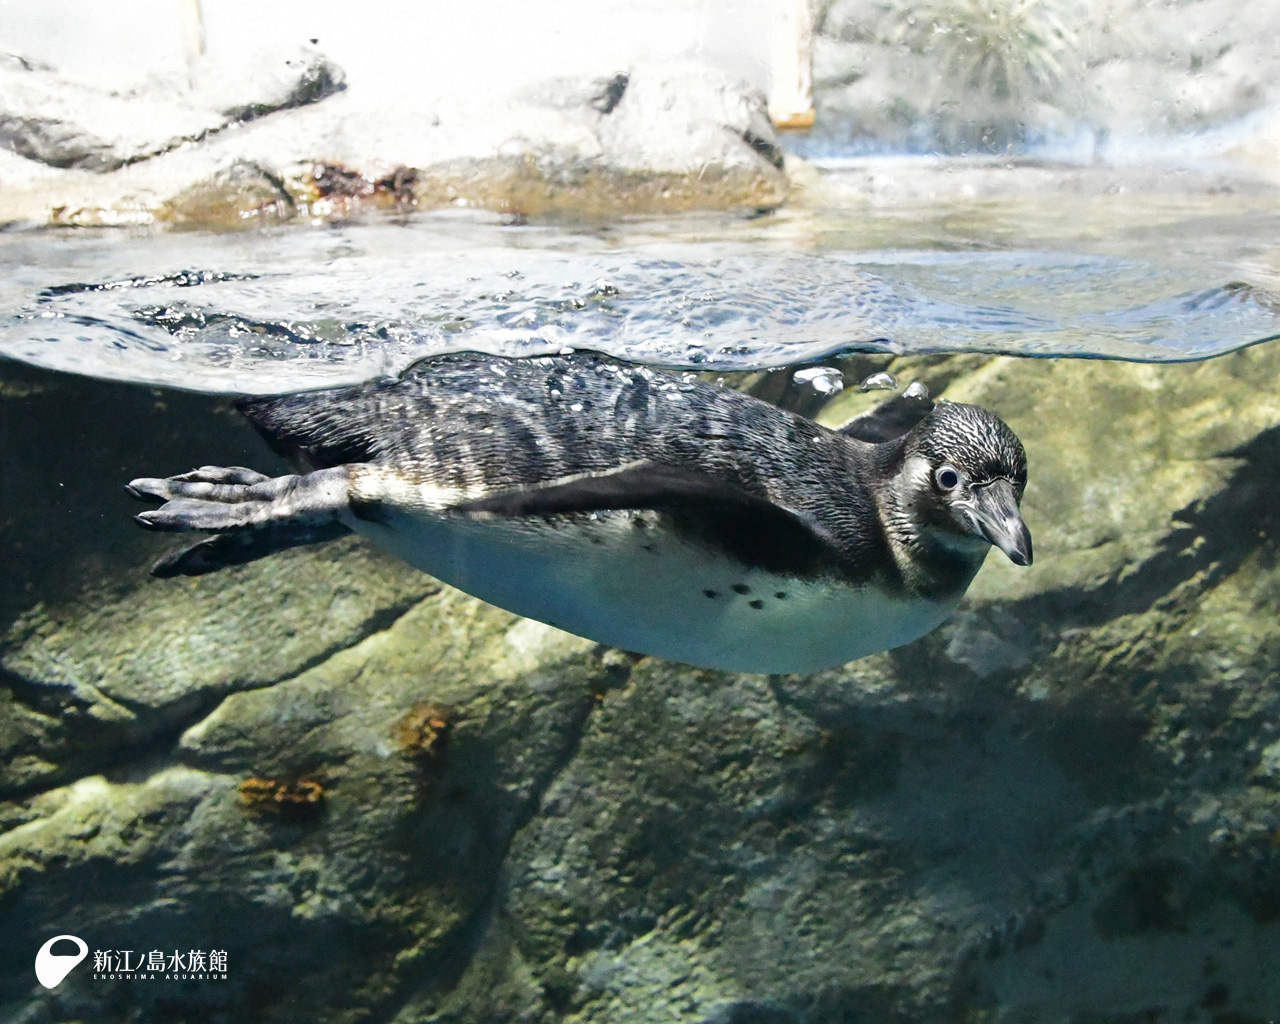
[126,465,353,576]
[126,466,290,511]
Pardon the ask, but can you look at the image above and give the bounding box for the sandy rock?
[0,61,788,228]
[166,160,296,230]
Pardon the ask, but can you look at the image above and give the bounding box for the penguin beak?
[970,479,1033,566]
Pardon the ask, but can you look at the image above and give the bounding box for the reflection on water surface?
[3,163,1280,393]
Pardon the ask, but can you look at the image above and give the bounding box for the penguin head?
[898,401,1032,566]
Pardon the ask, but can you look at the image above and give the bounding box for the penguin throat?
[877,455,987,599]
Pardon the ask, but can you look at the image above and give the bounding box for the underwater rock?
[0,586,614,1023]
[0,537,434,798]
[0,361,434,798]
[0,61,787,228]
[3,343,1280,1020]
[445,343,1280,1022]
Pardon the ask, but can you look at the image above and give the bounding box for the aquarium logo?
[34,936,229,986]
[89,948,229,981]
[34,935,89,989]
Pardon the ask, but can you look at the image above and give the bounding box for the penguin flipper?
[453,460,842,576]
[837,393,934,443]
[451,460,763,517]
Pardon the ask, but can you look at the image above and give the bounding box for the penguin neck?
[865,442,988,601]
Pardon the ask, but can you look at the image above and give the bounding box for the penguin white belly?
[345,505,957,674]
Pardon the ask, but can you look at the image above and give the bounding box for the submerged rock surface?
[2,343,1280,1021]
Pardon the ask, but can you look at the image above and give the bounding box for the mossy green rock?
[1,538,435,798]
[2,344,1280,1022]
[1,587,614,1023]
[461,344,1280,1022]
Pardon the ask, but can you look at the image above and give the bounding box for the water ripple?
[2,219,1279,394]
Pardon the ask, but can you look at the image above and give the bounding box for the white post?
[768,0,814,130]
[178,0,206,62]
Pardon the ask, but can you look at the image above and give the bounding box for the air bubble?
[903,381,930,400]
[858,371,897,392]
[793,366,845,395]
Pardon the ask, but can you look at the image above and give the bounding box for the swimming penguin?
[126,352,1031,674]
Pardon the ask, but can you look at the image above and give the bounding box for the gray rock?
[0,61,787,228]
[812,0,1280,155]
[0,46,344,171]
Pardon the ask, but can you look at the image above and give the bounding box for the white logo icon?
[35,935,88,989]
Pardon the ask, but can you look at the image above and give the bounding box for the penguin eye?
[935,465,962,491]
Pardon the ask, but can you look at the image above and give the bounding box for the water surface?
[3,164,1280,393]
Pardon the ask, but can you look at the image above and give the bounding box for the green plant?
[891,0,1081,104]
